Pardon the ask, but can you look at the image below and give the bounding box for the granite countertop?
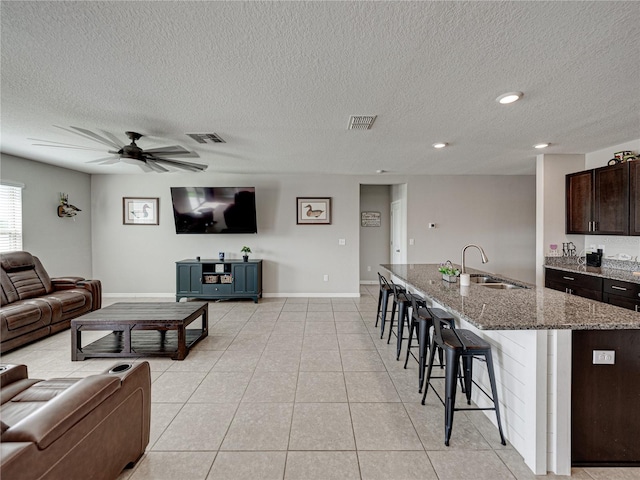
[543,262,640,285]
[380,263,640,331]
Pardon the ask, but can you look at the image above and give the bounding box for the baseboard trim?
[104,292,362,298]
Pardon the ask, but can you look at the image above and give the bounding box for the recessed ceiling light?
[496,92,523,104]
[432,142,447,149]
[534,143,550,149]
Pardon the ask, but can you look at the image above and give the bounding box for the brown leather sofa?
[0,361,151,480]
[1,251,102,353]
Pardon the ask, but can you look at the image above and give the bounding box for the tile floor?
[2,286,639,480]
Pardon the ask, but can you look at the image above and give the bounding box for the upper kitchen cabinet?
[566,162,630,235]
[631,161,640,236]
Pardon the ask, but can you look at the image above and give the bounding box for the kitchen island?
[381,263,640,475]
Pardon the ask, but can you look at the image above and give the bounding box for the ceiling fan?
[31,126,208,172]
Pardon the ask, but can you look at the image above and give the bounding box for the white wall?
[92,172,536,295]
[359,184,390,283]
[0,153,92,278]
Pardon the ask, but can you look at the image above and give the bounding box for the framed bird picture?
[296,197,331,225]
[123,197,159,225]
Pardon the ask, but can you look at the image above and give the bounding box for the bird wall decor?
[57,193,81,218]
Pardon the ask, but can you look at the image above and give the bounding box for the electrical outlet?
[409,238,415,245]
[323,275,329,282]
[367,266,371,272]
[338,239,346,245]
[592,350,615,365]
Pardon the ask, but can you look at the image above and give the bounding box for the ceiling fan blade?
[86,155,120,164]
[99,130,127,149]
[145,160,170,173]
[53,125,122,150]
[150,157,208,171]
[31,143,107,151]
[144,145,191,155]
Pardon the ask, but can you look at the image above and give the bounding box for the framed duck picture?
[123,197,159,225]
[296,197,331,225]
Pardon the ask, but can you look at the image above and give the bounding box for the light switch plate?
[338,239,346,245]
[592,350,615,365]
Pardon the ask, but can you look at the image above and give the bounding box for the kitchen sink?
[470,274,527,290]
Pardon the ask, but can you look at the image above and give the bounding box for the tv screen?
[170,187,257,234]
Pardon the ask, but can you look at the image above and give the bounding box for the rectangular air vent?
[348,115,377,130]
[186,133,226,144]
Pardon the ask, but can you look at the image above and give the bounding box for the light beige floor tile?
[242,371,298,402]
[277,312,307,322]
[282,304,308,312]
[295,371,347,402]
[299,350,343,371]
[152,371,207,403]
[256,349,301,372]
[309,298,332,304]
[307,303,333,312]
[284,451,360,480]
[289,403,355,450]
[209,322,245,336]
[332,304,358,312]
[344,371,401,402]
[128,451,216,480]
[304,321,337,335]
[582,468,640,480]
[271,321,306,335]
[302,334,339,351]
[221,402,293,451]
[334,312,364,322]
[188,371,252,403]
[148,403,183,448]
[340,349,386,372]
[350,403,423,450]
[305,311,334,322]
[226,334,269,352]
[335,321,370,334]
[193,335,235,351]
[338,333,376,350]
[404,402,491,450]
[152,402,237,451]
[207,451,286,480]
[429,450,517,480]
[239,321,276,335]
[212,350,261,372]
[358,451,438,480]
[496,450,592,480]
[264,334,303,352]
[166,349,223,372]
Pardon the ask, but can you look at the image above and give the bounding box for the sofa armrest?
[51,277,86,290]
[78,279,102,310]
[1,375,120,449]
[0,364,28,388]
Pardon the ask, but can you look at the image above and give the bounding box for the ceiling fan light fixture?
[496,92,524,104]
[534,143,550,149]
[432,142,447,149]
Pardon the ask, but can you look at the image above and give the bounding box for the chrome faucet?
[461,244,489,274]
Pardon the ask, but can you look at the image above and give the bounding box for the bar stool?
[387,283,410,353]
[421,309,506,447]
[375,273,393,330]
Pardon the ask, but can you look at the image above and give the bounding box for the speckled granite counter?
[380,263,640,331]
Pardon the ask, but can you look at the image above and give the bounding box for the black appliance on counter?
[586,249,603,267]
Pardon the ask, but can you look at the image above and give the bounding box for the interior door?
[391,200,402,264]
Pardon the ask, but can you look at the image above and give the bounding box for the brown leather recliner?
[0,361,151,480]
[1,251,102,353]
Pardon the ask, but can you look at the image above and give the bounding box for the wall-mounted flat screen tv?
[170,187,257,234]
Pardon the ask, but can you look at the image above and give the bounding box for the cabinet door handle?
[611,285,627,291]
[588,221,592,232]
[563,276,575,281]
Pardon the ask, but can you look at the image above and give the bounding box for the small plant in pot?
[241,246,252,262]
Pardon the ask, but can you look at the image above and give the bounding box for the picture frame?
[123,197,159,225]
[296,197,331,225]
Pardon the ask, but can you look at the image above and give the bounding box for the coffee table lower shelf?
[75,329,205,361]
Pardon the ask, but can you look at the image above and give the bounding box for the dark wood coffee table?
[71,302,208,361]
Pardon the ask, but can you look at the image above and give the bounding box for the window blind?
[0,183,23,253]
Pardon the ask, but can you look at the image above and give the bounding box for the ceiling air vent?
[348,115,377,130]
[186,133,226,144]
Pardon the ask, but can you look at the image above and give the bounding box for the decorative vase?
[243,255,248,262]
[442,273,457,283]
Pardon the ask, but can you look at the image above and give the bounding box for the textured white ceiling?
[1,1,639,175]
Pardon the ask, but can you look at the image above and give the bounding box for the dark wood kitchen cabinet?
[566,162,629,235]
[545,268,603,301]
[631,161,640,236]
[602,278,640,312]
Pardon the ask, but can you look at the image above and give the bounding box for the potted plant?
[240,246,252,262]
[438,260,460,283]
